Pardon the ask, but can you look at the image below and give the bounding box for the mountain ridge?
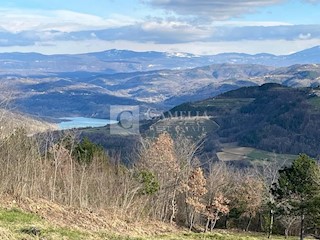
[0,46,320,75]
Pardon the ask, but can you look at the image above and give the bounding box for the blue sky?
[0,0,319,55]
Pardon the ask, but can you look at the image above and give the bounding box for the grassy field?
[217,144,297,164]
[113,232,301,240]
[0,208,92,239]
[192,98,255,109]
[0,206,307,240]
[246,149,297,164]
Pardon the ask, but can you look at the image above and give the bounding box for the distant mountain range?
[0,46,320,75]
[5,63,319,118]
[0,46,320,118]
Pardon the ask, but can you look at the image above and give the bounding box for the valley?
[1,48,319,165]
[1,48,319,163]
[2,61,320,118]
[2,1,320,239]
[0,47,320,239]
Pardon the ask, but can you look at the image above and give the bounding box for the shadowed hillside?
[165,83,320,158]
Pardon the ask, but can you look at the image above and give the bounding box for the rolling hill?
[0,109,56,136]
[3,63,320,118]
[164,83,320,159]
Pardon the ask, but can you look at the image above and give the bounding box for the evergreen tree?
[272,154,320,240]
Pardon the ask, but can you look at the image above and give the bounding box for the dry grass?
[0,195,180,239]
[0,199,307,240]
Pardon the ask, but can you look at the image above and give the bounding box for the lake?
[58,117,117,130]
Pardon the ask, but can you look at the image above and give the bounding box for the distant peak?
[166,52,197,58]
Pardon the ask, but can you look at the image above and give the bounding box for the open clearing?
[217,144,297,163]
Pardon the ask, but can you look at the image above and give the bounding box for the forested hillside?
[168,83,320,158]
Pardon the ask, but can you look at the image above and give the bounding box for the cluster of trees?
[0,129,319,239]
[138,133,320,238]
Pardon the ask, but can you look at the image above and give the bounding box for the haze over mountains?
[0,46,320,75]
[0,46,320,119]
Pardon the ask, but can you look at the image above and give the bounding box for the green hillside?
[163,83,320,158]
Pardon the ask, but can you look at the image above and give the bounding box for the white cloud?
[210,21,292,27]
[0,3,319,55]
[141,20,212,41]
[0,8,136,33]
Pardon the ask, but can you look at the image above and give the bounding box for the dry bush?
[0,129,203,225]
[137,133,180,221]
[0,129,146,221]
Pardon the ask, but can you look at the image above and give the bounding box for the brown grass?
[0,195,180,238]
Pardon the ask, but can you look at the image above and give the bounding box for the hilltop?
[0,109,56,136]
[148,83,320,161]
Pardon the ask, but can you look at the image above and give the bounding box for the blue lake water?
[58,117,117,130]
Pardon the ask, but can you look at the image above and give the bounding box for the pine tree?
[272,154,320,240]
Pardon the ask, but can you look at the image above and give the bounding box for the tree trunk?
[211,218,218,232]
[268,209,274,238]
[285,228,289,239]
[189,211,194,231]
[185,193,190,226]
[205,218,210,232]
[224,215,229,229]
[246,215,252,232]
[169,189,176,224]
[259,212,264,232]
[211,212,219,231]
[300,213,305,240]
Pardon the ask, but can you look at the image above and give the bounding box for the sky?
[0,0,319,55]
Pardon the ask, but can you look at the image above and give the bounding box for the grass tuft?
[0,208,40,224]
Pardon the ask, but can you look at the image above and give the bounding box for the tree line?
[0,129,319,239]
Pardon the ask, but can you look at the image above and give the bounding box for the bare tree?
[204,162,231,231]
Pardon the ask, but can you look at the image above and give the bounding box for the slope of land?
[0,196,305,240]
[0,109,56,136]
[148,83,320,160]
